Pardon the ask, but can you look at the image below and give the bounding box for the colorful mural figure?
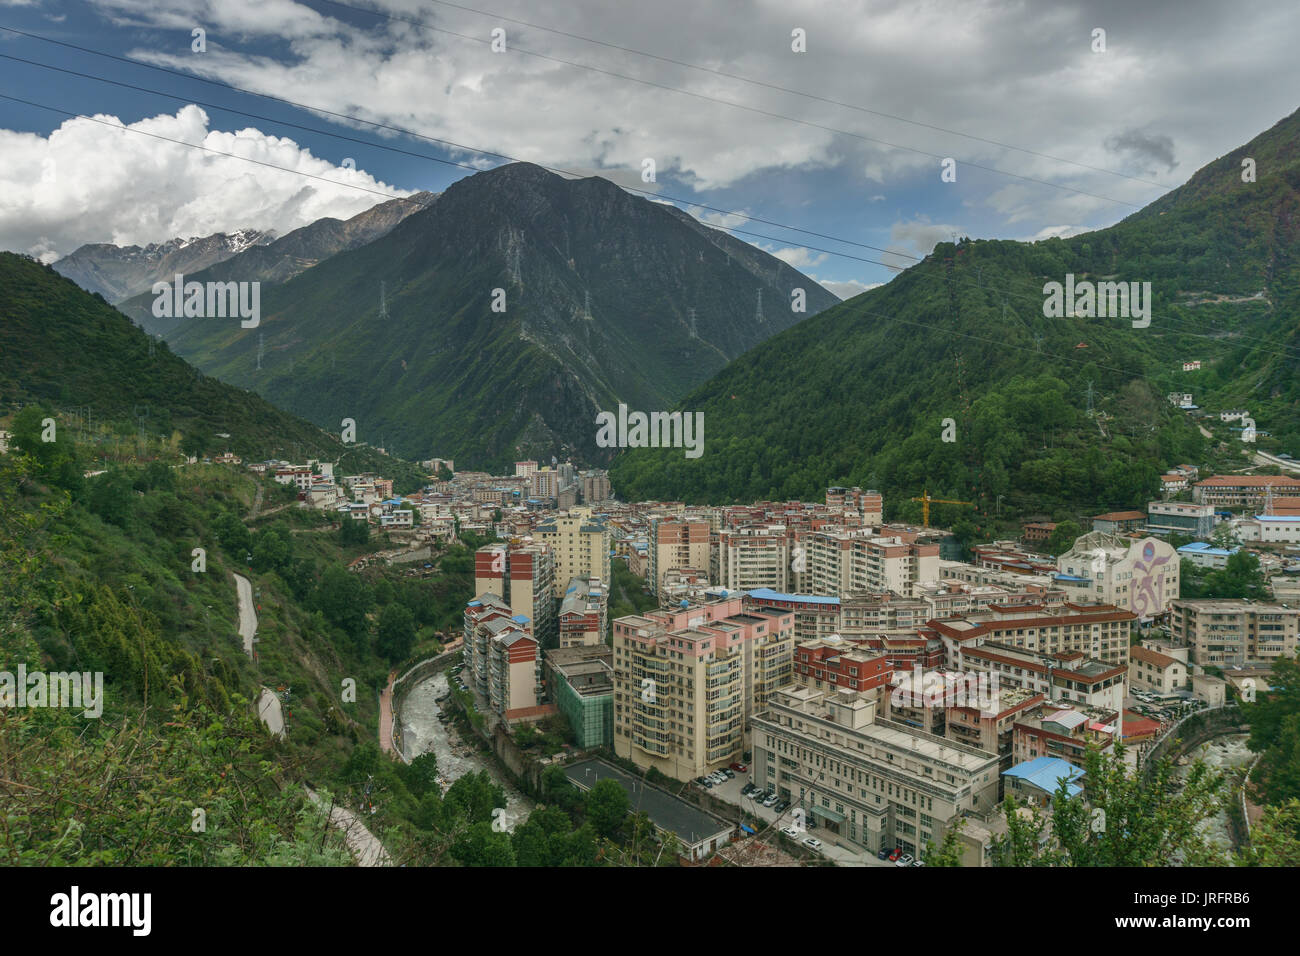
[1131,540,1172,620]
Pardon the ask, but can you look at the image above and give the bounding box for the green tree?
[584,779,630,839]
[1237,800,1300,866]
[376,603,417,663]
[924,819,966,867]
[339,518,370,546]
[1045,519,1083,556]
[450,821,516,866]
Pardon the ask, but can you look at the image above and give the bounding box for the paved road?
[257,687,285,738]
[1253,449,1300,474]
[233,572,257,658]
[378,670,396,755]
[307,788,391,867]
[233,571,285,739]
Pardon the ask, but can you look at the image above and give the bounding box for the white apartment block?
[752,686,1001,858]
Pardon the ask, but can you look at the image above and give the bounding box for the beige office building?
[752,686,1001,858]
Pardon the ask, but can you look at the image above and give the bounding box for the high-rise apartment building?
[612,597,795,780]
[647,516,711,595]
[475,542,557,647]
[534,508,611,598]
[714,525,790,592]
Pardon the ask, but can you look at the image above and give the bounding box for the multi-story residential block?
[580,470,611,503]
[715,525,790,592]
[558,576,607,648]
[1056,533,1180,621]
[658,568,712,607]
[1129,645,1188,694]
[1011,704,1118,766]
[545,645,613,748]
[534,508,612,598]
[514,460,538,478]
[944,685,1045,765]
[612,597,794,780]
[1147,500,1216,537]
[793,639,893,698]
[475,542,557,647]
[930,602,1137,668]
[464,593,527,700]
[752,686,1001,857]
[1192,475,1300,508]
[825,486,884,524]
[1170,599,1300,666]
[1021,522,1057,544]
[531,469,557,499]
[743,589,841,643]
[487,627,544,722]
[647,516,711,595]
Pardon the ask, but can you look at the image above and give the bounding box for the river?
[398,671,533,830]
[1176,733,1254,854]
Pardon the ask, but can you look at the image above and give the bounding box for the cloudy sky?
[1,0,1298,298]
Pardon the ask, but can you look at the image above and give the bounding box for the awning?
[812,806,846,824]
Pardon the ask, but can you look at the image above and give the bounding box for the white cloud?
[0,106,413,260]
[879,218,964,271]
[770,246,828,270]
[1024,224,1092,242]
[816,277,883,301]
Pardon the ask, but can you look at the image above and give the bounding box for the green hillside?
[610,108,1300,525]
[0,252,424,488]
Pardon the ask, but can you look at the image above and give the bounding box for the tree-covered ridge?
[0,252,424,489]
[609,107,1300,521]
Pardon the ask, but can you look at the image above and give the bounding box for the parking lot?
[698,770,896,867]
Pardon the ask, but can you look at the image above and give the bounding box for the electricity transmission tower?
[687,307,697,338]
[378,281,388,321]
[755,289,763,322]
[257,332,264,370]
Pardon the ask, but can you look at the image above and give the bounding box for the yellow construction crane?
[910,489,974,528]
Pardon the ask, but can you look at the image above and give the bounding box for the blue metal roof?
[746,588,840,606]
[1003,756,1084,799]
[1178,542,1237,556]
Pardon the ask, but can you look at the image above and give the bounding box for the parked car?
[730,763,748,773]
[780,826,800,838]
[721,768,735,779]
[877,848,891,860]
[803,838,823,851]
[896,854,914,867]
[911,860,925,867]
[888,848,902,862]
[762,793,778,807]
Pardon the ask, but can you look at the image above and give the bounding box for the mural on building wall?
[1131,540,1173,620]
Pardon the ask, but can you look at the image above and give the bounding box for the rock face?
[54,229,277,303]
[121,163,836,468]
[55,192,435,303]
